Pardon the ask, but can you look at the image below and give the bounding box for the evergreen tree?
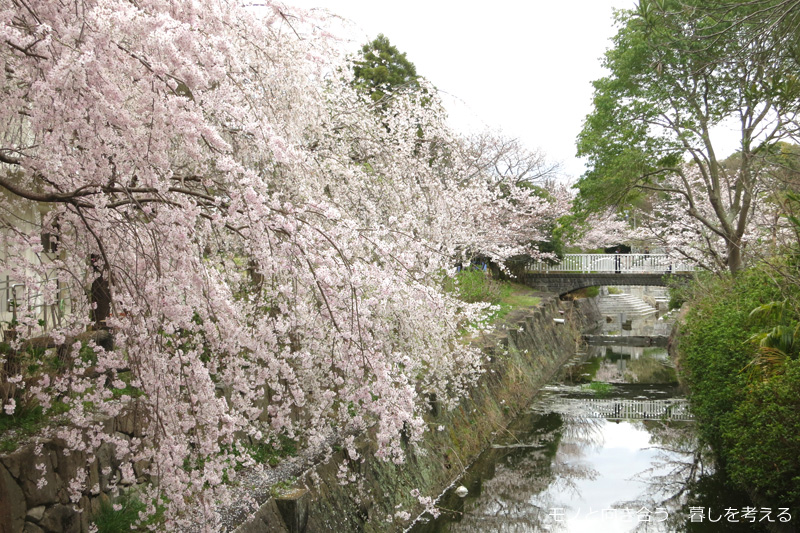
[352,34,419,103]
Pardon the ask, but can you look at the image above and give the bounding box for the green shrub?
[679,267,800,507]
[725,358,800,504]
[679,269,781,456]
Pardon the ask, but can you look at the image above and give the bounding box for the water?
[409,342,776,533]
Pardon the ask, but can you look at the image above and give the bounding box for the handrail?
[529,254,695,273]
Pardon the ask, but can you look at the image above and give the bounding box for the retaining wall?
[235,296,602,533]
[0,401,150,533]
[0,296,602,533]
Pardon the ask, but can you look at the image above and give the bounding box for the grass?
[582,381,614,397]
[92,491,165,532]
[446,270,541,335]
[93,492,147,532]
[490,282,541,322]
[0,400,71,453]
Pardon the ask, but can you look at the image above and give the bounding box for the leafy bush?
[725,358,800,503]
[678,267,800,508]
[679,269,780,456]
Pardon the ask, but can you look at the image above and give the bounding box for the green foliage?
[574,0,799,272]
[666,273,699,310]
[723,389,799,499]
[444,271,540,330]
[245,434,298,467]
[92,491,164,532]
[352,34,419,103]
[679,266,800,506]
[575,6,676,211]
[567,286,600,299]
[445,268,508,305]
[93,492,147,532]
[680,270,779,450]
[269,477,298,498]
[0,400,70,453]
[724,358,800,504]
[583,381,613,397]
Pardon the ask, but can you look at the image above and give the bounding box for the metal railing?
[529,254,695,273]
[581,398,694,421]
[1,277,71,334]
[544,397,694,421]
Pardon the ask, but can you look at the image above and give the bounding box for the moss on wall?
[235,296,601,533]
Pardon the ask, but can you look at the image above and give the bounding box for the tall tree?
[0,0,568,527]
[576,0,800,272]
[352,34,419,103]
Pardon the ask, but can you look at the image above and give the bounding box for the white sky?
[283,0,637,181]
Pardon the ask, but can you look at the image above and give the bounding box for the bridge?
[521,254,695,295]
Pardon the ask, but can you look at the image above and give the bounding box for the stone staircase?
[596,293,658,318]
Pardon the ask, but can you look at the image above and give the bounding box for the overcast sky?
[283,0,637,181]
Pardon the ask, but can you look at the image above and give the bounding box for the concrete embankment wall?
[0,296,601,533]
[236,295,602,533]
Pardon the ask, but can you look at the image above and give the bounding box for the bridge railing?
[583,398,693,421]
[529,254,695,273]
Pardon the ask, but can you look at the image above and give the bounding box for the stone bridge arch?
[518,272,692,297]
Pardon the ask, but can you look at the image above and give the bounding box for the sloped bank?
[235,295,602,533]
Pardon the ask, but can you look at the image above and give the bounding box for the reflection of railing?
[530,254,695,273]
[1,277,70,333]
[581,398,693,421]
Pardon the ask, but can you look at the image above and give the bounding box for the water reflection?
[566,346,677,387]
[409,344,770,533]
[412,405,699,532]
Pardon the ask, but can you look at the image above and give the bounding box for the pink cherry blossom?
[1,0,567,528]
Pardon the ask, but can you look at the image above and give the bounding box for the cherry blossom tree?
[0,0,567,528]
[576,1,800,273]
[566,208,633,251]
[624,163,790,271]
[568,162,792,271]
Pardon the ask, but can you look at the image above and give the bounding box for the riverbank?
[231,295,602,532]
[668,270,800,532]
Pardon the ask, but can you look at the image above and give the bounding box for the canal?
[408,333,783,532]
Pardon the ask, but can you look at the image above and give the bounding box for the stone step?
[596,294,658,317]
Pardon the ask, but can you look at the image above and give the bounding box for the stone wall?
[0,296,602,533]
[234,296,602,533]
[0,400,149,533]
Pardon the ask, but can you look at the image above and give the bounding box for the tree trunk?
[727,238,744,273]
[90,254,111,329]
